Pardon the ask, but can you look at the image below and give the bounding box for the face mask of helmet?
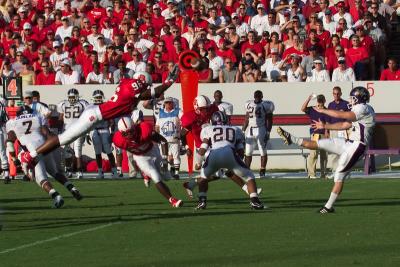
[348,86,370,109]
[92,90,104,104]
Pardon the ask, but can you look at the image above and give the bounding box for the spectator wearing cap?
[36,60,56,85]
[126,49,147,72]
[364,17,384,45]
[333,1,353,27]
[305,59,330,82]
[87,0,106,25]
[55,16,73,43]
[94,35,107,63]
[113,60,134,84]
[231,12,250,38]
[219,57,240,83]
[55,58,79,85]
[17,5,30,26]
[86,62,106,84]
[207,47,224,81]
[216,38,237,64]
[331,57,355,82]
[19,58,36,86]
[33,48,48,74]
[21,22,38,44]
[87,24,101,47]
[1,58,16,82]
[75,41,92,68]
[260,48,283,82]
[49,41,69,71]
[265,32,284,58]
[346,34,369,80]
[301,45,324,77]
[301,93,328,179]
[302,0,321,20]
[240,31,264,58]
[380,58,400,81]
[322,8,337,35]
[279,53,306,82]
[127,28,155,61]
[152,4,166,34]
[241,58,260,82]
[250,3,268,36]
[161,0,177,19]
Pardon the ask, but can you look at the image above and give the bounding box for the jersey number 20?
[213,127,235,143]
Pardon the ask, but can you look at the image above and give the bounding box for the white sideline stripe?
[0,221,121,255]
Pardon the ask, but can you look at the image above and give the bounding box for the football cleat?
[22,175,30,181]
[169,197,183,208]
[71,188,83,201]
[96,171,104,179]
[76,172,83,179]
[277,127,293,145]
[319,206,335,214]
[195,200,207,210]
[53,195,64,208]
[183,181,194,198]
[4,176,11,184]
[66,172,73,178]
[259,169,266,178]
[143,176,151,188]
[172,174,180,180]
[250,197,265,210]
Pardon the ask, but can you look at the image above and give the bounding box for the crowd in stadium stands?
[1,0,400,86]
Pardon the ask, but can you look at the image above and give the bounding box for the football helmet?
[349,86,370,108]
[194,95,211,112]
[132,71,152,86]
[211,111,228,126]
[131,109,144,124]
[92,90,104,104]
[67,88,79,104]
[17,105,34,117]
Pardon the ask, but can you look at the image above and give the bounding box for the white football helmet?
[194,95,211,113]
[132,71,152,86]
[92,90,104,104]
[67,88,79,104]
[118,116,133,132]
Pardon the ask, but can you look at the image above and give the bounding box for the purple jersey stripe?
[359,123,365,143]
[340,143,366,173]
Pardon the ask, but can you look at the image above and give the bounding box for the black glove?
[165,64,180,84]
[13,158,21,168]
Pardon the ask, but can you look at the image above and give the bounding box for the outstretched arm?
[316,107,357,122]
[139,65,179,100]
[312,119,352,131]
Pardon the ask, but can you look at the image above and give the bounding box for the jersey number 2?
[23,120,32,134]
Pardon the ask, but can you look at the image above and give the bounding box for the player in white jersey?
[277,87,375,213]
[57,88,89,179]
[155,97,183,179]
[0,97,10,183]
[242,90,275,177]
[196,111,265,210]
[6,106,83,208]
[23,91,51,121]
[212,90,233,123]
[88,90,118,179]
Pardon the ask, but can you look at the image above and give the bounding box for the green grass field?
[1,178,400,267]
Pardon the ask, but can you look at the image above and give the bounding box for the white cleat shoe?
[257,187,263,196]
[66,172,73,178]
[76,172,83,179]
[143,178,151,188]
[53,195,64,208]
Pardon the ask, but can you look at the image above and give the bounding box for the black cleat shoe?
[195,201,207,210]
[250,197,265,210]
[22,175,30,181]
[172,174,180,180]
[319,206,335,214]
[277,127,293,145]
[4,177,11,184]
[71,188,83,201]
[259,169,266,178]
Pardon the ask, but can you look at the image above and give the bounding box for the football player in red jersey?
[180,95,259,198]
[27,67,179,162]
[113,117,183,208]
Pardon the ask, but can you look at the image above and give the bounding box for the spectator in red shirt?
[346,34,369,80]
[349,0,364,23]
[240,31,264,58]
[22,23,39,45]
[151,4,166,34]
[23,40,39,64]
[169,37,185,64]
[35,60,56,85]
[146,63,162,83]
[112,0,126,22]
[9,14,22,33]
[380,58,400,80]
[326,43,345,75]
[152,52,167,75]
[193,10,209,32]
[149,40,171,63]
[87,0,106,25]
[302,0,321,20]
[33,15,51,46]
[216,39,237,64]
[1,29,15,53]
[33,48,48,74]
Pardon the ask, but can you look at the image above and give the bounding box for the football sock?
[63,181,74,191]
[117,167,122,172]
[242,184,248,194]
[98,168,103,173]
[325,192,338,209]
[188,179,197,190]
[4,170,9,177]
[291,136,304,146]
[49,189,59,199]
[249,192,258,198]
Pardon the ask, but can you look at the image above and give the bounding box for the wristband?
[200,143,209,150]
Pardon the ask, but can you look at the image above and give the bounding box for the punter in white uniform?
[196,111,264,210]
[155,97,182,179]
[88,90,118,179]
[6,106,83,208]
[277,86,375,213]
[57,88,89,179]
[242,90,275,177]
[0,97,10,183]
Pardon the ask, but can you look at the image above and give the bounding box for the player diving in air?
[25,67,179,163]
